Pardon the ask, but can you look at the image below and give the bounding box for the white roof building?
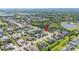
[16,39,25,46]
[3,43,15,49]
[1,36,9,42]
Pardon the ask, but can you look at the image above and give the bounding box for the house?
[37,41,48,49]
[21,45,29,51]
[76,19,79,23]
[16,39,25,46]
[18,32,26,37]
[0,28,3,33]
[7,28,13,32]
[35,30,42,34]
[0,29,3,37]
[35,34,41,38]
[21,32,27,37]
[66,44,75,51]
[74,39,79,44]
[8,31,14,35]
[12,34,19,40]
[41,33,48,38]
[28,45,39,51]
[27,37,34,41]
[3,43,15,50]
[68,42,78,46]
[27,31,34,35]
[51,34,63,40]
[1,36,9,42]
[46,37,55,44]
[61,30,69,35]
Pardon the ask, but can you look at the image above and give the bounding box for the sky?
[0,0,79,8]
[0,0,79,59]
